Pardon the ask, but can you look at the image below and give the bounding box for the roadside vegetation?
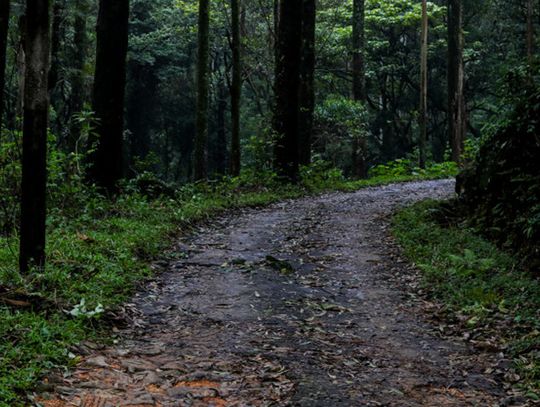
[394,200,540,399]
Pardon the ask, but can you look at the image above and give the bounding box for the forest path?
[41,180,507,407]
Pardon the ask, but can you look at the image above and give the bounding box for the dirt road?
[40,180,509,406]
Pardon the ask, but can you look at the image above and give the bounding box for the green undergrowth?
[393,201,540,398]
[0,160,456,405]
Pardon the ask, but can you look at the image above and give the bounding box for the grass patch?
[393,200,540,398]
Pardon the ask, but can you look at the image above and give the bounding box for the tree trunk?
[88,0,129,193]
[448,0,465,163]
[352,0,366,101]
[68,0,88,151]
[0,0,9,133]
[298,0,316,166]
[527,0,534,64]
[419,0,428,169]
[19,0,50,273]
[273,0,302,182]
[194,0,210,181]
[230,0,242,176]
[16,15,26,126]
[351,0,367,178]
[216,79,228,176]
[274,0,279,71]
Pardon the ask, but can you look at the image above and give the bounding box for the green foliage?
[0,132,21,235]
[242,128,274,174]
[314,96,369,173]
[300,159,346,191]
[369,158,458,179]
[0,131,91,235]
[123,171,176,198]
[317,0,449,163]
[394,201,540,395]
[457,76,540,268]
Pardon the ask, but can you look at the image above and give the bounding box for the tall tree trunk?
[16,15,26,126]
[216,78,228,176]
[0,0,9,133]
[351,0,367,178]
[448,0,465,163]
[88,0,129,193]
[230,0,241,176]
[19,0,50,273]
[527,0,534,63]
[274,0,279,71]
[352,0,366,101]
[273,0,302,182]
[298,0,316,166]
[194,0,210,181]
[68,0,88,151]
[419,0,428,169]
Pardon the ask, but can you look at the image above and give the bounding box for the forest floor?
[38,180,516,406]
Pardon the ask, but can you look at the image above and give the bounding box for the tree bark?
[68,0,88,151]
[351,0,367,178]
[194,0,210,181]
[419,0,428,169]
[216,78,228,176]
[527,0,534,64]
[274,0,279,72]
[19,0,50,273]
[448,0,465,163]
[88,0,129,193]
[0,0,9,133]
[352,0,366,101]
[298,0,316,166]
[273,0,302,182]
[16,15,26,126]
[230,0,242,176]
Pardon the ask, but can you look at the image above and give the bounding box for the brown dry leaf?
[81,394,111,407]
[174,379,221,389]
[201,397,228,406]
[77,232,96,243]
[35,399,67,407]
[146,384,166,395]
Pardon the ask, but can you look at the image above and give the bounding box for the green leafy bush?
[0,132,21,235]
[314,96,369,174]
[369,158,458,179]
[457,74,540,269]
[300,159,346,191]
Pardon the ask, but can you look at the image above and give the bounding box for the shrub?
[457,76,540,270]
